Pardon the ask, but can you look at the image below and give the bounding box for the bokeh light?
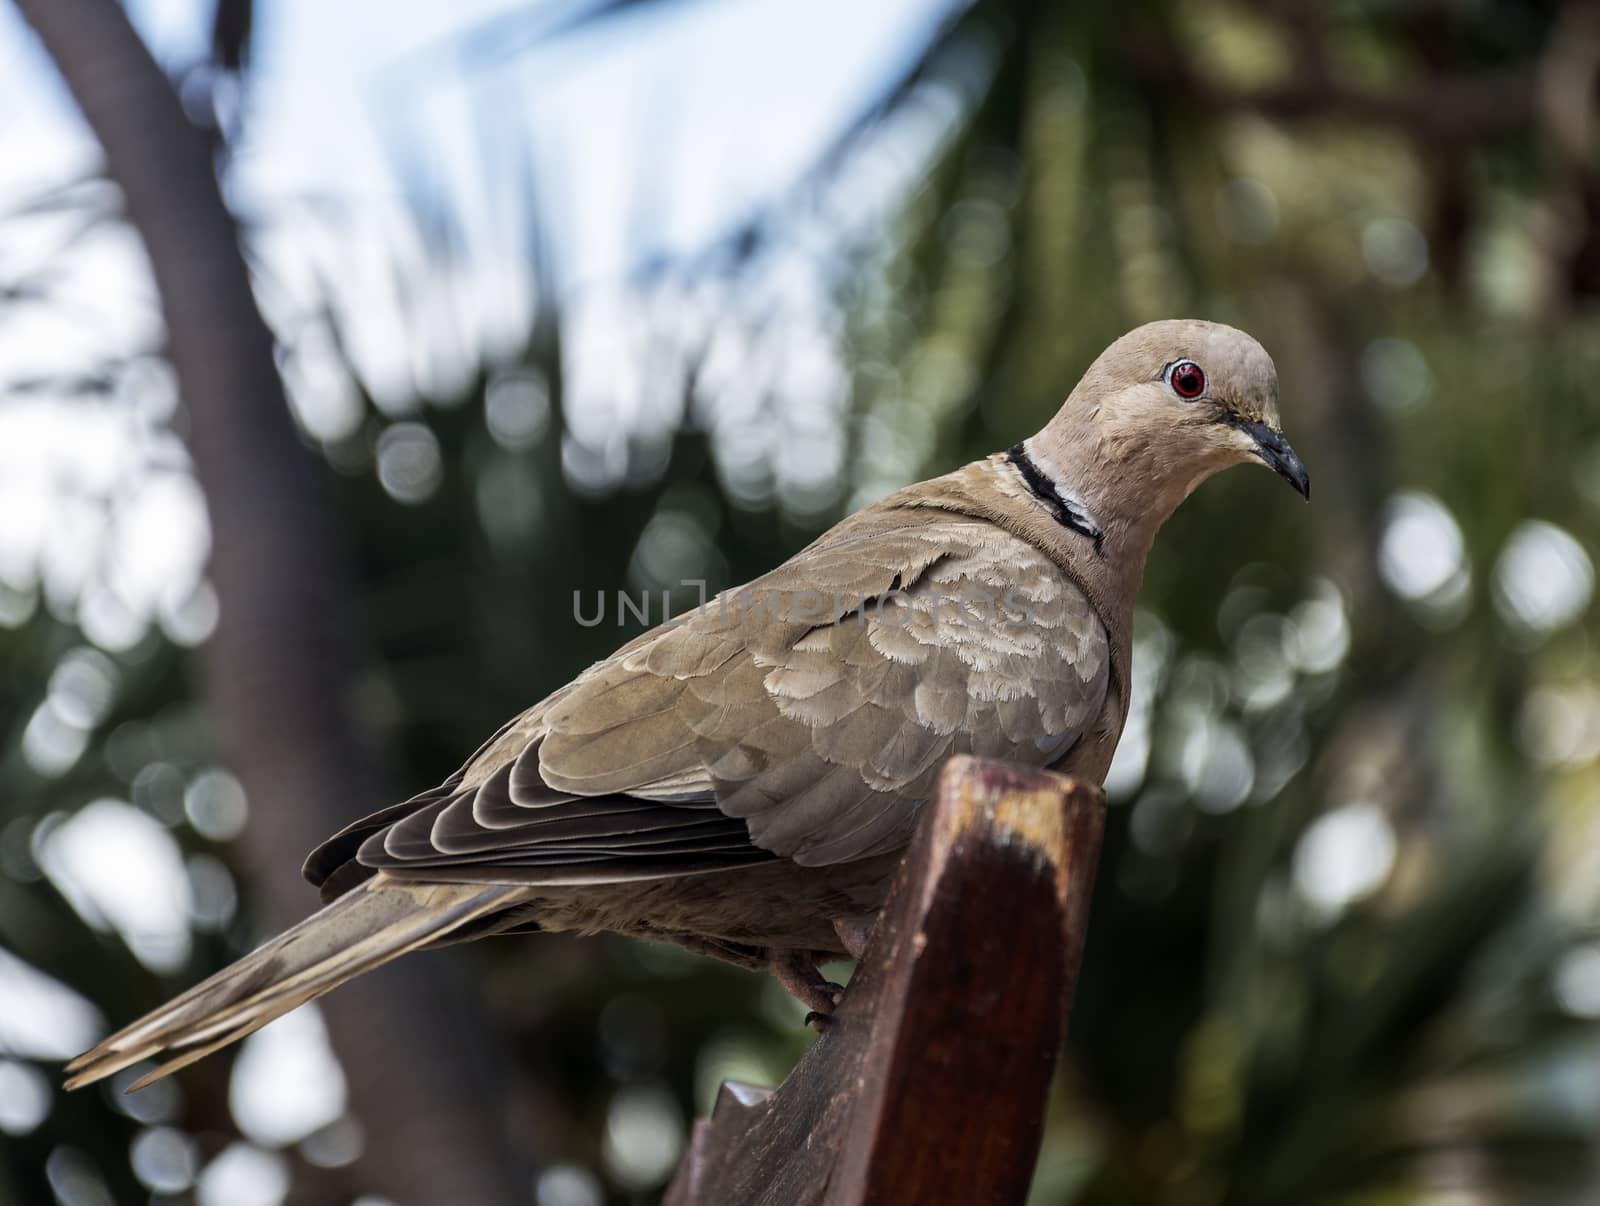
[196,1143,289,1206]
[0,1060,52,1136]
[1292,802,1397,921]
[39,800,192,972]
[601,1085,685,1190]
[1493,520,1593,636]
[229,1006,348,1149]
[1378,491,1471,618]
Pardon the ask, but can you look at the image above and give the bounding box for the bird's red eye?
[1168,360,1206,399]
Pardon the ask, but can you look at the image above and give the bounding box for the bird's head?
[1030,320,1309,519]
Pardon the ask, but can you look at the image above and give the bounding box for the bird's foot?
[767,949,843,1030]
[831,914,876,961]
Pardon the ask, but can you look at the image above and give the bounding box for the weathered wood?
[665,755,1105,1206]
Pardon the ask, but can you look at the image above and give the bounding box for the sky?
[0,0,953,645]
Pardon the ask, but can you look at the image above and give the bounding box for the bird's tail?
[64,877,518,1092]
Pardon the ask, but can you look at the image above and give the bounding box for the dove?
[66,319,1308,1091]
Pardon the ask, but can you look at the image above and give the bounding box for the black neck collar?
[1005,443,1104,554]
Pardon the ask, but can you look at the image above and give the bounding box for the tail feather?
[64,877,518,1091]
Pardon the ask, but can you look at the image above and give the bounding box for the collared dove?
[66,318,1308,1091]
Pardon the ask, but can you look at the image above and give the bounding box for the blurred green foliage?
[5,0,1600,1203]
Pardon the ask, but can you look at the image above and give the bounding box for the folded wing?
[306,518,1110,898]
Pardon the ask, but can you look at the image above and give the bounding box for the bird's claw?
[768,950,845,1024]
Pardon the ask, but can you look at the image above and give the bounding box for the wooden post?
[664,755,1105,1206]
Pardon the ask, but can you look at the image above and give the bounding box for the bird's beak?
[1240,420,1310,500]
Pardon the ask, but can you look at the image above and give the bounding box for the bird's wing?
[306,517,1109,896]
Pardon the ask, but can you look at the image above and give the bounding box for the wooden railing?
[666,755,1106,1205]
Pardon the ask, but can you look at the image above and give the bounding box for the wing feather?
[306,513,1110,893]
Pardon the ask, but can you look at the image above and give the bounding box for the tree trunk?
[12,2,527,1202]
